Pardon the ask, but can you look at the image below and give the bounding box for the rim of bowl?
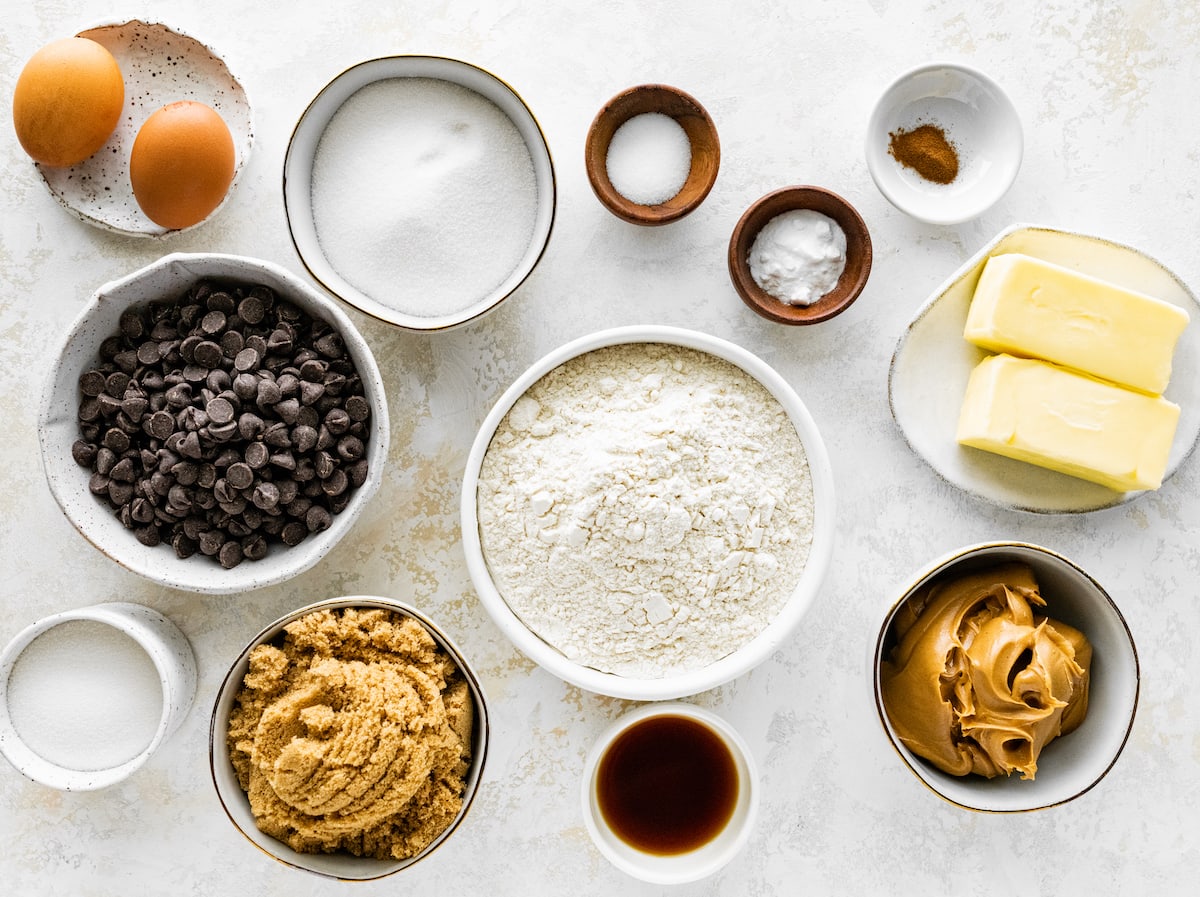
[0,602,196,791]
[864,61,1023,225]
[579,702,759,884]
[584,83,721,226]
[460,325,836,700]
[871,540,1140,812]
[36,252,390,595]
[728,185,873,324]
[282,54,557,332]
[208,595,490,880]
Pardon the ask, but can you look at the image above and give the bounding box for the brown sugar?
[226,608,474,861]
[888,124,960,185]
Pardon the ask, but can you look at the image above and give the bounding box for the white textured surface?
[2,1,1198,894]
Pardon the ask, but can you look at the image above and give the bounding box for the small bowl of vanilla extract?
[580,703,759,884]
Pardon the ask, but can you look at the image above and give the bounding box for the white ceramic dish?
[866,62,1021,224]
[37,253,390,595]
[209,596,489,881]
[889,224,1200,514]
[0,602,196,791]
[872,542,1139,813]
[460,325,835,700]
[34,19,253,237]
[581,703,758,884]
[283,54,556,332]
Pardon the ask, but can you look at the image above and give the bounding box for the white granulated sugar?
[476,343,815,678]
[310,77,538,319]
[6,620,163,770]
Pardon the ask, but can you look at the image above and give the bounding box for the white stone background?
[3,0,1198,893]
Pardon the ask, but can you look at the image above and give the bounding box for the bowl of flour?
[283,55,555,331]
[461,326,834,700]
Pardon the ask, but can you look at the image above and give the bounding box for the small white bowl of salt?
[284,55,556,332]
[0,602,196,790]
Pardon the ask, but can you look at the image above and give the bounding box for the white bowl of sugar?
[0,602,196,790]
[283,55,556,332]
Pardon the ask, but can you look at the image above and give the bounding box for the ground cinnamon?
[888,124,959,185]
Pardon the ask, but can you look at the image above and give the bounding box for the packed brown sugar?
[226,607,474,860]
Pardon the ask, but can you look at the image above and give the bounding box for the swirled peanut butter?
[880,562,1091,780]
[227,608,474,860]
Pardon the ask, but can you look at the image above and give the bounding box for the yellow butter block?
[957,353,1180,492]
[964,253,1189,394]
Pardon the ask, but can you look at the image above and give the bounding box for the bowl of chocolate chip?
[37,253,389,594]
[873,541,1139,812]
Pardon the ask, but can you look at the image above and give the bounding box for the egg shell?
[13,37,124,168]
[130,101,236,230]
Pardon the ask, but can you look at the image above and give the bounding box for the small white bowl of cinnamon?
[865,62,1023,225]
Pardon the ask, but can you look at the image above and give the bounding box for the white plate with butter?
[888,224,1200,513]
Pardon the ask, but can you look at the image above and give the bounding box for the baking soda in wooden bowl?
[0,602,196,790]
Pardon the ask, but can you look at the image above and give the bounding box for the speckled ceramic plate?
[888,224,1200,514]
[33,20,254,237]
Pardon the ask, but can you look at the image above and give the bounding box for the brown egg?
[13,37,125,167]
[130,101,236,230]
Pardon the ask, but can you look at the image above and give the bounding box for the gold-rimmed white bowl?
[209,595,490,880]
[872,541,1138,812]
[283,54,556,332]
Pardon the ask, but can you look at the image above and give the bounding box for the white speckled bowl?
[0,602,196,791]
[872,542,1139,812]
[209,596,490,881]
[866,62,1021,225]
[37,253,389,595]
[30,20,254,237]
[461,325,835,700]
[283,54,556,332]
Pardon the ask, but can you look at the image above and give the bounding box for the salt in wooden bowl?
[584,84,720,226]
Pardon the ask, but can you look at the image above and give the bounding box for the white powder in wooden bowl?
[476,343,815,678]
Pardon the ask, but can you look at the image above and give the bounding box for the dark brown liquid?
[596,714,739,855]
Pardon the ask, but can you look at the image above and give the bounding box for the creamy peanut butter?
[226,608,474,860]
[880,562,1091,780]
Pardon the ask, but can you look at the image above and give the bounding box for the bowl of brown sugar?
[209,596,489,880]
[865,62,1022,224]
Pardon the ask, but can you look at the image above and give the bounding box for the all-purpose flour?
[477,343,815,678]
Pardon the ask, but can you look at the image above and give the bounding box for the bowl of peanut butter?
[872,541,1138,812]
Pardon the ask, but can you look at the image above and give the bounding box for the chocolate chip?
[71,439,98,467]
[217,540,244,569]
[193,341,223,368]
[79,370,107,397]
[244,442,270,469]
[226,462,254,490]
[206,397,235,425]
[234,347,260,372]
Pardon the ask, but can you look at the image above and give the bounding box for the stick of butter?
[964,253,1190,395]
[957,353,1180,492]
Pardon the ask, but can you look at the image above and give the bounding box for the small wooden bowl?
[584,84,720,226]
[728,186,873,325]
